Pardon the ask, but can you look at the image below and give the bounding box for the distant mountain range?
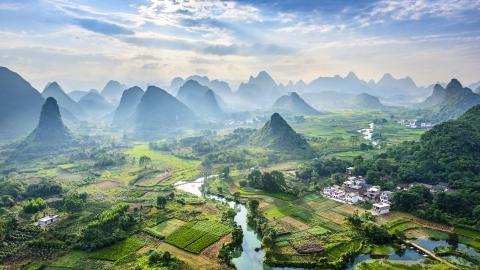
[169,75,231,98]
[271,92,321,115]
[68,90,89,102]
[113,86,144,127]
[134,86,196,136]
[43,82,86,119]
[101,80,126,103]
[421,79,480,121]
[78,90,113,116]
[176,80,223,120]
[0,67,45,138]
[350,93,383,109]
[236,71,283,109]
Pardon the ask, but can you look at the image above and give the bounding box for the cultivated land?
[1,110,479,270]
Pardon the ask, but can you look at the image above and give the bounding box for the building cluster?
[322,167,392,215]
[397,119,434,129]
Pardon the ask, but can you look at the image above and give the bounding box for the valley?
[1,102,479,270]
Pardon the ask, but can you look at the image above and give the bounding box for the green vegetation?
[88,237,144,261]
[0,105,475,270]
[166,220,231,254]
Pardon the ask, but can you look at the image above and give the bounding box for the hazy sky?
[0,0,479,91]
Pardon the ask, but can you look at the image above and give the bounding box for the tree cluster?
[247,170,286,192]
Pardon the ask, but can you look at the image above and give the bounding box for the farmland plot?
[166,220,231,254]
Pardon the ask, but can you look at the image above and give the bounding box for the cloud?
[141,63,160,69]
[74,18,134,35]
[203,43,293,56]
[0,2,21,10]
[355,0,480,27]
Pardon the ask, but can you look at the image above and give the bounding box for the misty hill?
[43,82,86,118]
[24,97,72,144]
[0,66,45,138]
[236,71,284,108]
[303,91,353,110]
[251,113,310,154]
[78,90,113,116]
[68,90,89,102]
[372,73,418,96]
[475,86,480,95]
[284,72,430,102]
[135,86,196,135]
[421,79,480,121]
[176,80,223,120]
[12,98,76,160]
[304,72,370,95]
[350,93,383,109]
[113,86,144,127]
[170,75,232,98]
[469,81,480,92]
[271,92,320,115]
[101,80,126,102]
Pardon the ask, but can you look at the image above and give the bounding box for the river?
[174,177,427,270]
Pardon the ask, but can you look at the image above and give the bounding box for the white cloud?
[357,0,480,27]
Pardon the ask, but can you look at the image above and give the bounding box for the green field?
[166,220,231,254]
[125,144,201,183]
[453,227,480,239]
[88,237,145,261]
[144,218,185,238]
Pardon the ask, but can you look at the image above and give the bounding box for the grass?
[424,229,480,249]
[425,229,449,240]
[88,237,145,261]
[237,187,296,201]
[453,227,480,239]
[388,222,419,233]
[125,144,201,183]
[166,220,230,254]
[151,218,185,237]
[370,245,395,256]
[51,251,112,270]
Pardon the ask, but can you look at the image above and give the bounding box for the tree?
[64,192,87,212]
[0,195,14,208]
[22,198,47,214]
[220,166,230,179]
[262,235,273,249]
[447,232,459,249]
[139,155,152,168]
[248,199,259,214]
[156,196,167,209]
[233,192,240,202]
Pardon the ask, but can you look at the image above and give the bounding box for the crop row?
[165,220,230,254]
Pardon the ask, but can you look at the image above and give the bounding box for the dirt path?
[201,233,232,260]
[157,242,219,269]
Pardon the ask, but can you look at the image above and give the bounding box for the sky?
[0,0,479,91]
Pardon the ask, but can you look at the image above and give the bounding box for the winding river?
[174,177,427,270]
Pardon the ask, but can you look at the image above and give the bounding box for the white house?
[379,191,393,204]
[371,203,390,215]
[366,186,381,202]
[38,214,59,226]
[344,192,360,204]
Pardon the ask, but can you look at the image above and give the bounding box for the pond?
[413,237,480,256]
[175,177,426,270]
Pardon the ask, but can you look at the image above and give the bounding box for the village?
[322,167,392,216]
[397,119,434,129]
[321,166,453,216]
